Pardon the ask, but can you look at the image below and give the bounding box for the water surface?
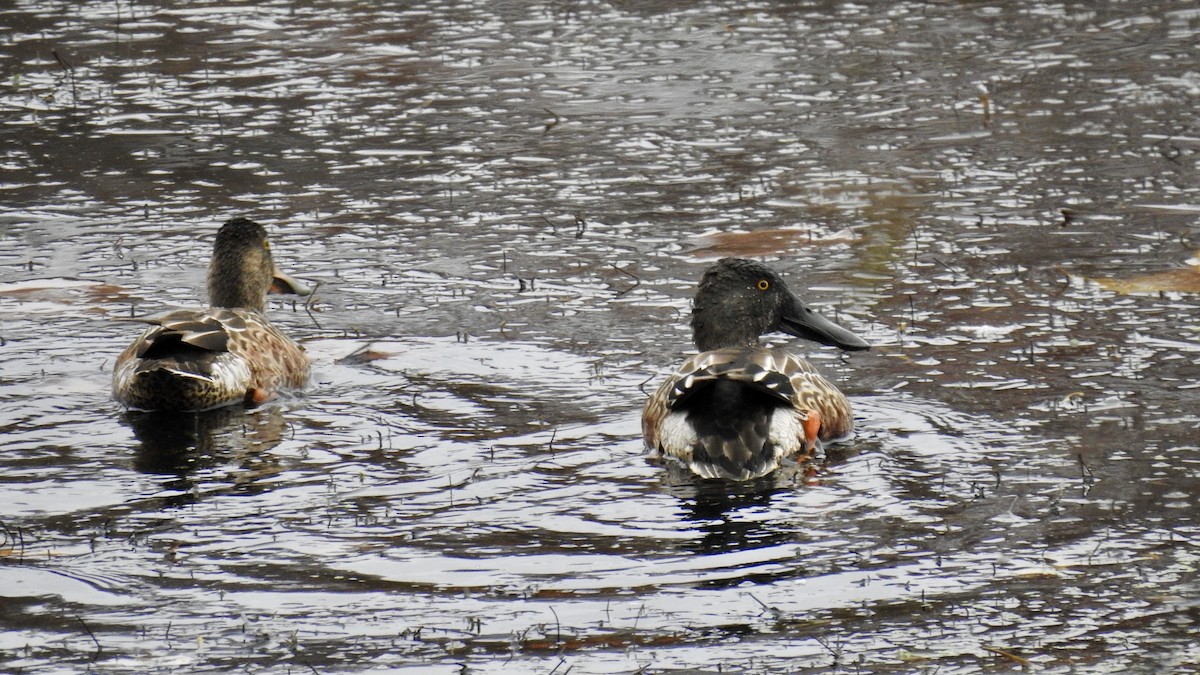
[2,1,1199,672]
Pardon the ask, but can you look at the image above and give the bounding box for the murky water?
[2,0,1199,672]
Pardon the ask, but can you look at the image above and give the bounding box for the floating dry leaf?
[1065,253,1200,294]
[1094,267,1200,294]
[688,227,859,258]
[336,344,393,365]
[0,278,135,312]
[0,278,100,298]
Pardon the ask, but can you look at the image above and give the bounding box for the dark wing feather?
[685,378,782,479]
[658,348,801,479]
[666,348,796,410]
[132,309,241,358]
[645,346,854,479]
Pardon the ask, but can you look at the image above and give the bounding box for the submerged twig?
[931,256,961,281]
[52,49,78,108]
[610,263,641,297]
[543,108,560,134]
[746,592,783,618]
[76,615,102,658]
[302,280,323,329]
[548,605,562,645]
[1077,453,1095,483]
[978,83,991,128]
[812,632,843,665]
[982,645,1031,666]
[638,372,656,397]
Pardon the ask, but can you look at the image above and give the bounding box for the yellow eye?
[756,279,770,291]
[262,241,270,250]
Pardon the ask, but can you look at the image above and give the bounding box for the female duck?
[642,258,870,480]
[113,217,310,412]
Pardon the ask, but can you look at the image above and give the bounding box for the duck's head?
[690,257,870,353]
[208,217,307,311]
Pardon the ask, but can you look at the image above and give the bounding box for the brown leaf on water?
[1093,267,1200,294]
[688,227,859,259]
[1064,253,1200,294]
[0,278,100,299]
[83,283,133,301]
[337,344,392,365]
[518,630,690,653]
[0,546,61,559]
[0,278,137,313]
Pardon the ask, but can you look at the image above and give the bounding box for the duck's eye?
[262,241,270,251]
[756,279,770,291]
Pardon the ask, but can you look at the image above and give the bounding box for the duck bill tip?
[270,269,313,296]
[781,301,870,351]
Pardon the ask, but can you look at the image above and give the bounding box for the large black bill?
[780,300,871,351]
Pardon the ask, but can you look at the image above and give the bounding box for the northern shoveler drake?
[642,258,870,480]
[113,217,311,412]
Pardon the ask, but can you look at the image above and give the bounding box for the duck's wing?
[643,348,852,480]
[662,348,798,408]
[114,307,308,412]
[642,349,800,479]
[676,348,854,439]
[129,309,249,359]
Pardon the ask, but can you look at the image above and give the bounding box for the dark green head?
[690,258,870,353]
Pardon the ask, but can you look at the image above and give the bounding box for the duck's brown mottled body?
[112,217,310,412]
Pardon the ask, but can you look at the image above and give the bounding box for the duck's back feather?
[133,310,247,356]
[643,347,853,480]
[114,308,307,412]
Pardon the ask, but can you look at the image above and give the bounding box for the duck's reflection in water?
[658,461,818,564]
[125,406,291,504]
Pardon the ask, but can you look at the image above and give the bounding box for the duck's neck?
[208,260,265,312]
[691,299,767,352]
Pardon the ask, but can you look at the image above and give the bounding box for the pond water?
[2,0,1199,672]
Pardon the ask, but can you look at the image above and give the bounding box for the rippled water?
[2,1,1199,672]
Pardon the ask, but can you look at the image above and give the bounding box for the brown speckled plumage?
[113,218,310,412]
[643,258,869,480]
